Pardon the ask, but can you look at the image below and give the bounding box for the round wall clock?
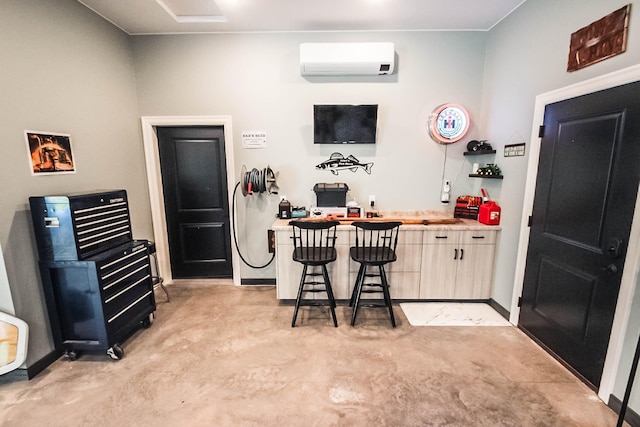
[428,103,470,144]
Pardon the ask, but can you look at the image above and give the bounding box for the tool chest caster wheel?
[142,312,154,329]
[107,344,124,360]
[65,350,78,361]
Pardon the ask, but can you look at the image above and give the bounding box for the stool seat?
[349,247,396,265]
[293,247,337,265]
[349,221,402,327]
[290,220,340,327]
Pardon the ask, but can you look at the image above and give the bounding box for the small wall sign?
[504,143,526,157]
[242,131,267,149]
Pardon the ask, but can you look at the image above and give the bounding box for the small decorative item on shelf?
[476,163,502,177]
[466,139,493,152]
[464,140,497,156]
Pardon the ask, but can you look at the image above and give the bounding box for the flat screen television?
[313,104,378,144]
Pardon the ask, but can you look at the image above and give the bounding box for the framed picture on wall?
[25,130,76,175]
[567,4,631,72]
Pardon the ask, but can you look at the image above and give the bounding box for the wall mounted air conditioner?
[300,42,395,76]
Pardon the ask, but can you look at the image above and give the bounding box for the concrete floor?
[0,283,624,426]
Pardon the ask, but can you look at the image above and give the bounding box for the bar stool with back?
[290,220,340,327]
[349,221,402,327]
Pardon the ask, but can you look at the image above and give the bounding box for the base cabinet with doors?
[420,229,497,299]
[273,220,499,301]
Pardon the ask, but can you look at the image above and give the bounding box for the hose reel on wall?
[239,165,279,196]
[232,165,280,269]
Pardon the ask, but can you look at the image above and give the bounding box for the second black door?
[519,81,640,387]
[157,126,232,279]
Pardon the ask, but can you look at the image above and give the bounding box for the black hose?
[231,181,275,269]
[242,167,275,194]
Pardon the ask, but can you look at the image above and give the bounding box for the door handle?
[459,248,464,260]
[602,264,618,275]
[454,249,458,260]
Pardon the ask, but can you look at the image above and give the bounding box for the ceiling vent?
[300,42,395,76]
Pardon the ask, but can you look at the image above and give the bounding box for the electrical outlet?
[267,230,275,253]
[369,195,376,206]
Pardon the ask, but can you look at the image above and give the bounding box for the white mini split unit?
[300,42,395,76]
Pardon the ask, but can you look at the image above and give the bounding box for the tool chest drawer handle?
[104,274,150,304]
[108,290,153,324]
[102,264,148,291]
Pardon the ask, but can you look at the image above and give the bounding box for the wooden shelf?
[469,174,503,179]
[464,150,497,156]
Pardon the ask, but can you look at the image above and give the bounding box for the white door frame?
[510,64,640,402]
[140,116,240,286]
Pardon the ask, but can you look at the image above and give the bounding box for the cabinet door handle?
[460,248,464,260]
[435,236,448,239]
[454,249,458,260]
[472,236,485,239]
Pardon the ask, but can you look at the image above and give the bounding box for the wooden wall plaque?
[567,4,631,72]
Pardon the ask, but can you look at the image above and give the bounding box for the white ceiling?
[77,0,527,35]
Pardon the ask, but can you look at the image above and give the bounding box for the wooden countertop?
[271,217,500,231]
[285,217,461,225]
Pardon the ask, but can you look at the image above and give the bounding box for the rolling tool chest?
[29,190,156,360]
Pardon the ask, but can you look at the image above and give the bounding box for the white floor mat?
[399,302,511,326]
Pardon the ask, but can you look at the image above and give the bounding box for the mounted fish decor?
[316,152,373,175]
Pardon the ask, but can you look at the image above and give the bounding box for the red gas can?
[479,201,501,225]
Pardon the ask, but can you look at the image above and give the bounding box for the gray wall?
[4,0,640,413]
[131,0,640,413]
[481,0,640,411]
[0,0,150,366]
[482,0,640,313]
[132,31,488,279]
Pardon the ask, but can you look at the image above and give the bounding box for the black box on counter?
[313,183,349,207]
[454,195,482,220]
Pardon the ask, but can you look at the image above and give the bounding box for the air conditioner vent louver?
[300,42,395,76]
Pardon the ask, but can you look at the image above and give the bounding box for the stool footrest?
[291,263,338,328]
[358,303,389,309]
[350,263,396,327]
[299,301,333,307]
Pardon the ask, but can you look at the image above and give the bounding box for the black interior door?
[157,126,232,279]
[519,81,640,388]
